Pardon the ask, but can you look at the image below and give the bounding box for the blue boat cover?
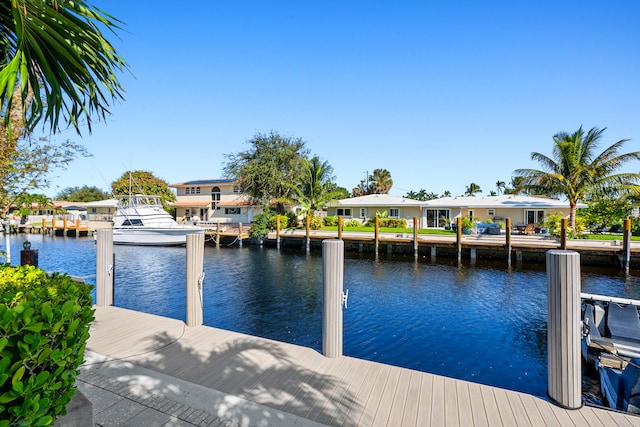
[607,304,640,343]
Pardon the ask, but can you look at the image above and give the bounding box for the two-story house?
[169,179,261,225]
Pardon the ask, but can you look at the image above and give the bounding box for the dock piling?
[623,219,631,274]
[96,229,114,307]
[546,250,581,409]
[323,239,344,358]
[186,233,205,327]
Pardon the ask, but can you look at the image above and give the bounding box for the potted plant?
[461,216,476,235]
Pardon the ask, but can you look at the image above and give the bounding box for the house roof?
[170,201,212,208]
[422,195,587,209]
[169,178,235,187]
[81,199,118,208]
[328,194,424,207]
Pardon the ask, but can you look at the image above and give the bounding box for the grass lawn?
[304,226,455,235]
[581,233,640,241]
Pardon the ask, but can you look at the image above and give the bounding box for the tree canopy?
[111,170,175,211]
[464,182,482,197]
[513,126,640,227]
[223,131,309,209]
[0,0,128,134]
[56,185,109,202]
[352,168,393,196]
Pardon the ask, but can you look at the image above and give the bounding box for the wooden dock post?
[374,216,379,256]
[560,218,568,250]
[186,233,205,327]
[238,222,243,247]
[215,221,220,246]
[3,221,10,263]
[96,229,114,307]
[456,217,462,263]
[338,216,343,240]
[547,250,582,409]
[506,218,512,267]
[305,215,311,252]
[413,217,418,258]
[276,215,281,249]
[622,218,631,274]
[323,239,344,358]
[63,218,68,236]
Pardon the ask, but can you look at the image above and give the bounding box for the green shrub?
[266,214,289,231]
[345,219,361,228]
[250,208,271,237]
[0,265,95,426]
[284,211,298,228]
[379,218,407,228]
[308,216,323,230]
[323,216,338,227]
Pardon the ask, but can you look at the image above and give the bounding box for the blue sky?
[44,1,640,198]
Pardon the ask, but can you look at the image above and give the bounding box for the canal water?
[4,234,639,403]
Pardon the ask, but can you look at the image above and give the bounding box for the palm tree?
[0,0,127,134]
[513,126,640,228]
[464,182,482,197]
[495,180,506,195]
[369,168,393,194]
[291,156,342,216]
[441,190,452,198]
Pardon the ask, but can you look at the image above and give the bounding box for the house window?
[185,209,190,218]
[360,208,366,218]
[196,187,201,194]
[225,208,241,215]
[389,208,399,218]
[337,208,352,217]
[487,209,495,216]
[233,186,240,194]
[211,187,221,203]
[91,208,97,214]
[185,187,190,195]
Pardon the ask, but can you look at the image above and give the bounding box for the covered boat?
[112,194,205,246]
[582,293,640,413]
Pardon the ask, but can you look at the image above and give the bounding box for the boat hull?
[113,227,205,246]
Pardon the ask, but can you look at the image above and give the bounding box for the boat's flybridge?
[118,194,163,208]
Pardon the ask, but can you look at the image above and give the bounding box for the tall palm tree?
[495,180,506,195]
[464,182,482,197]
[0,0,127,134]
[513,126,640,228]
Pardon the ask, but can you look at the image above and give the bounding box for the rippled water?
[3,234,639,401]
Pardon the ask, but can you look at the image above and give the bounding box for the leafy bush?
[345,219,361,228]
[284,211,298,228]
[323,216,338,227]
[460,217,475,230]
[0,265,95,426]
[379,218,407,228]
[308,216,323,230]
[250,208,271,237]
[266,214,289,231]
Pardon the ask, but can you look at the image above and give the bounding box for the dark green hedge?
[0,265,94,426]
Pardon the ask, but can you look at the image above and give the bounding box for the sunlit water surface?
[4,234,640,403]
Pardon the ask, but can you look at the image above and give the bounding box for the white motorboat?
[112,194,205,246]
[581,293,640,413]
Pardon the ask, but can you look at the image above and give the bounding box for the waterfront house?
[326,194,424,226]
[328,194,583,229]
[421,195,586,228]
[82,199,118,221]
[169,179,262,225]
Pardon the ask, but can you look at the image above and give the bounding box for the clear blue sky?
[44,1,640,199]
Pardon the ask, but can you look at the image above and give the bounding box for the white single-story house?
[327,194,586,229]
[82,199,118,221]
[169,179,262,224]
[326,194,424,226]
[422,195,587,228]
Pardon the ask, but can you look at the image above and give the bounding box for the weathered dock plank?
[85,306,640,426]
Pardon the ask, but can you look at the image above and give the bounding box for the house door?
[426,209,450,228]
[525,210,545,225]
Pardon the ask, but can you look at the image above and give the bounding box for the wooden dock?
[86,306,640,426]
